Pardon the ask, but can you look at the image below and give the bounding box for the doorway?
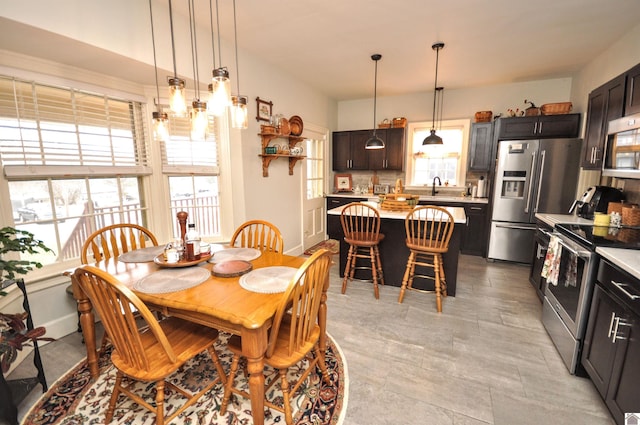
[301,124,328,250]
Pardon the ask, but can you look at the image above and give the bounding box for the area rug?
[21,332,348,425]
[304,239,339,256]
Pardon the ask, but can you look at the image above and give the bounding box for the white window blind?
[161,113,220,174]
[0,76,150,177]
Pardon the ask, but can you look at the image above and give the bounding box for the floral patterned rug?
[21,333,347,425]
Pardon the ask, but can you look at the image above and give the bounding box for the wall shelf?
[259,133,306,177]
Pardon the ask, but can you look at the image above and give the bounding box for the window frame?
[404,118,470,189]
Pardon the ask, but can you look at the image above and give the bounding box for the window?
[0,76,150,267]
[406,119,470,187]
[161,110,223,239]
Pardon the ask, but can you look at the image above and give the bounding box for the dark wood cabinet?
[582,74,626,169]
[497,114,580,140]
[326,196,366,210]
[368,128,405,170]
[582,260,640,425]
[467,122,494,172]
[461,203,488,256]
[332,128,405,171]
[625,62,640,115]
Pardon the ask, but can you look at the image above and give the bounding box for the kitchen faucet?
[432,176,441,196]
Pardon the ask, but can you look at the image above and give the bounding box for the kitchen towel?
[541,235,562,286]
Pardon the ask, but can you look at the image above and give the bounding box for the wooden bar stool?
[340,202,385,299]
[398,205,454,312]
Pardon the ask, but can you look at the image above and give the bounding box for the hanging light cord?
[188,0,201,99]
[168,0,178,78]
[372,57,379,136]
[233,0,240,95]
[148,0,161,108]
[209,0,217,69]
[431,46,440,130]
[216,0,223,66]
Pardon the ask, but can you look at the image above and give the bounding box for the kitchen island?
[327,202,466,296]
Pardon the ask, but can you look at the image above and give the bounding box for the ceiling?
[1,0,640,101]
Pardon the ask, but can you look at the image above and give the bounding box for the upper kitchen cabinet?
[367,128,405,171]
[496,114,580,140]
[625,62,640,115]
[332,130,369,171]
[332,127,405,171]
[582,74,626,169]
[467,122,494,172]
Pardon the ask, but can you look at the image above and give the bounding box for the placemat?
[133,267,210,293]
[118,246,164,263]
[239,266,298,294]
[209,247,262,263]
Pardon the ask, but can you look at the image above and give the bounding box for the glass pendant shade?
[152,111,169,141]
[208,67,231,116]
[231,95,248,129]
[168,77,187,116]
[190,100,209,140]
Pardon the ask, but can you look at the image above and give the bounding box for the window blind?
[0,76,150,177]
[160,112,220,174]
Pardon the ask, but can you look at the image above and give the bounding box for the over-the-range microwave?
[603,112,640,178]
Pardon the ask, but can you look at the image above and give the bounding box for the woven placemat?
[133,267,210,293]
[118,246,164,263]
[209,247,262,263]
[239,266,298,294]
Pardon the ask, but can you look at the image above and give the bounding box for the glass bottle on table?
[185,223,201,260]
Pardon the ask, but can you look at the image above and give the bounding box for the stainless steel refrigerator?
[487,138,582,263]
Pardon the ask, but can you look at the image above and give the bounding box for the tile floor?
[6,254,614,425]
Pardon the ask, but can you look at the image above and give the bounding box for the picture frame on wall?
[256,97,273,122]
[334,174,353,192]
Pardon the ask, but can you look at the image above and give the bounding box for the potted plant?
[0,226,54,374]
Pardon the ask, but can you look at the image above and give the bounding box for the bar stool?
[340,202,385,299]
[398,205,454,312]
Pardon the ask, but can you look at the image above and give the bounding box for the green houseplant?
[0,226,54,373]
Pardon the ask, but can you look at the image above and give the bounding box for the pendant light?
[423,42,445,145]
[208,0,231,116]
[148,0,169,141]
[188,0,208,140]
[230,0,248,129]
[167,0,187,116]
[365,54,384,150]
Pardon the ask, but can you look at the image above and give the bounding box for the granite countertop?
[328,192,488,204]
[535,213,593,228]
[327,201,467,224]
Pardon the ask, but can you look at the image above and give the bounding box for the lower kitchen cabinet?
[326,195,366,210]
[581,260,640,425]
[461,204,488,256]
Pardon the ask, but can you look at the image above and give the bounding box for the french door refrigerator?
[487,138,582,263]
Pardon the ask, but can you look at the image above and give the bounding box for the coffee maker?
[569,186,625,219]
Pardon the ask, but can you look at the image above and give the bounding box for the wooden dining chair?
[81,223,158,264]
[219,249,333,425]
[340,202,385,299]
[398,205,454,312]
[230,219,284,254]
[72,266,227,425]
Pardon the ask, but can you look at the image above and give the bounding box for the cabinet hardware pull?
[607,312,616,339]
[470,207,482,211]
[533,122,538,134]
[611,280,640,300]
[538,122,543,134]
[611,316,625,343]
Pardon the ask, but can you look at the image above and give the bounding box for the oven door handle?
[556,238,590,259]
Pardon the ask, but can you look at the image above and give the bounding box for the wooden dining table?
[67,248,325,425]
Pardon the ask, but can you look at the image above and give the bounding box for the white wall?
[337,78,573,130]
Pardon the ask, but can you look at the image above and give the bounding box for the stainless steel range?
[541,223,640,375]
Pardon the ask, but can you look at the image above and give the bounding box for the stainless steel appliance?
[488,138,582,263]
[568,185,625,219]
[542,223,640,375]
[603,112,640,179]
